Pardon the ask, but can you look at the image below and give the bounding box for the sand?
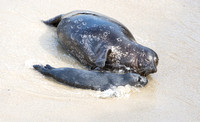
[0,0,200,121]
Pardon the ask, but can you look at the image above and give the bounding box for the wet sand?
[1,0,200,121]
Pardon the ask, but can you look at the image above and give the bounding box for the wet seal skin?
[43,10,159,76]
[33,64,148,91]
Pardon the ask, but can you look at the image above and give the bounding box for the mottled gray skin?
[33,64,148,91]
[43,10,159,76]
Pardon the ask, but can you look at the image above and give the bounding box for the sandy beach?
[0,0,200,121]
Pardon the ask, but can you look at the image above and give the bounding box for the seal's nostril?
[138,77,141,82]
[153,67,157,73]
[135,76,148,87]
[151,66,157,73]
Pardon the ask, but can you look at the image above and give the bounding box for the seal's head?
[124,73,148,87]
[135,47,159,76]
[113,44,158,76]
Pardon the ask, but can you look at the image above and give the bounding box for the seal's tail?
[42,14,63,27]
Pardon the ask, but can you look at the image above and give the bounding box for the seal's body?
[43,10,159,76]
[33,65,148,91]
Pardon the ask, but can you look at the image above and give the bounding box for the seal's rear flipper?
[33,65,51,76]
[44,64,55,70]
[42,14,63,27]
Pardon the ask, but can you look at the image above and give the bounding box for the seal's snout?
[151,65,157,73]
[141,64,157,76]
[133,75,148,87]
[138,76,148,86]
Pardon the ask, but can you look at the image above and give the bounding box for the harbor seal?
[43,10,159,76]
[33,64,148,91]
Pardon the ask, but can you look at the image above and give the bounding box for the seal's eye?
[142,53,146,57]
[145,59,150,62]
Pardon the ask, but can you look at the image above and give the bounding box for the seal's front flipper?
[33,65,51,76]
[95,48,112,68]
[43,14,63,27]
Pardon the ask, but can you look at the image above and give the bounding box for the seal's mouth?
[140,72,148,76]
[122,68,148,76]
[138,66,157,76]
[139,70,151,76]
[136,69,147,76]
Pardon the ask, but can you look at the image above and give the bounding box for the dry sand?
[0,0,200,121]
